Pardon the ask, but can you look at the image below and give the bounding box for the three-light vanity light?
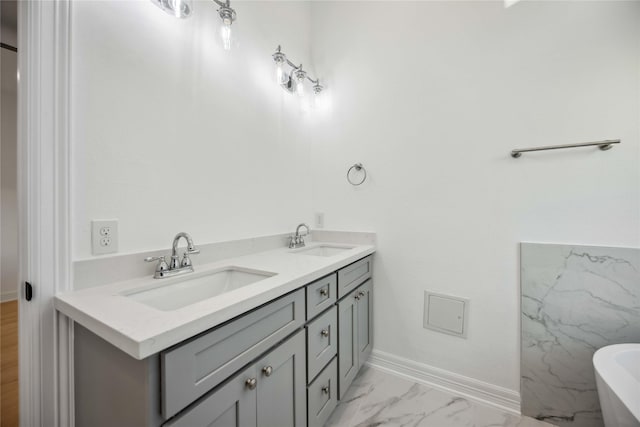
[150,4,327,108]
[272,45,325,106]
[151,0,237,50]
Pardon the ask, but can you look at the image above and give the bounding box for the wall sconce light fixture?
[272,45,324,104]
[151,0,192,18]
[213,0,237,50]
[151,0,237,51]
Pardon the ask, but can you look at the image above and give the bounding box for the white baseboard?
[1,290,18,302]
[366,349,521,415]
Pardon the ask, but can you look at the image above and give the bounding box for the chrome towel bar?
[511,139,620,158]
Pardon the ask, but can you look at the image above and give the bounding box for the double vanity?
[55,233,375,427]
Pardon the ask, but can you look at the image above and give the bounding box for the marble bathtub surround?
[327,365,555,427]
[73,230,376,290]
[520,243,640,427]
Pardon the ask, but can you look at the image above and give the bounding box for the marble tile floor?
[326,366,556,427]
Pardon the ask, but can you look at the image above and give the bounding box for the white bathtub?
[593,344,640,427]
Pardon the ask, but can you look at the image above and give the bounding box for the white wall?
[71,0,315,259]
[1,48,18,301]
[71,0,640,395]
[308,1,640,392]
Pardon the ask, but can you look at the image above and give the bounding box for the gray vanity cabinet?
[166,330,306,427]
[74,254,373,427]
[337,278,373,400]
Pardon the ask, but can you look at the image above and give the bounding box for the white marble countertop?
[55,241,375,360]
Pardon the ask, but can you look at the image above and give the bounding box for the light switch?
[423,291,468,338]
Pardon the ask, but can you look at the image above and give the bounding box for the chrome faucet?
[144,232,200,279]
[289,223,310,248]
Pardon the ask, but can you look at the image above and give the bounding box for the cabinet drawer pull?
[322,385,330,394]
[262,366,273,377]
[320,288,328,296]
[358,291,365,297]
[354,294,360,300]
[321,329,329,338]
[245,378,257,390]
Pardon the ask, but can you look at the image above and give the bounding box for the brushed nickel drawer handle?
[321,329,329,338]
[320,288,328,297]
[322,385,330,394]
[245,378,257,390]
[262,366,273,377]
[358,291,365,297]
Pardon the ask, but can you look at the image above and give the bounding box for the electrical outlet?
[92,220,118,255]
[315,212,325,229]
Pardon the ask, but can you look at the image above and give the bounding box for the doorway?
[1,1,19,426]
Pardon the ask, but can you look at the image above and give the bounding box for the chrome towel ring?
[347,163,367,186]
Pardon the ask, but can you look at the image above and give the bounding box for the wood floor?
[1,300,18,427]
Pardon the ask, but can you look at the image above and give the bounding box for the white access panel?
[423,291,469,338]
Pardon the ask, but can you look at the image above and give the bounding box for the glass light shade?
[296,79,305,97]
[276,64,285,85]
[294,70,306,97]
[220,22,232,51]
[313,88,325,110]
[218,5,236,51]
[273,49,287,85]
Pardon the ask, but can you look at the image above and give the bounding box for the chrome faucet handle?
[180,247,199,268]
[181,252,193,268]
[144,256,170,275]
[288,236,295,248]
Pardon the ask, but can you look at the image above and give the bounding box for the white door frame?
[18,1,73,426]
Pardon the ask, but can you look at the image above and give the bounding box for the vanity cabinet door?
[337,279,373,400]
[256,330,306,427]
[337,292,358,400]
[164,365,257,427]
[356,279,373,369]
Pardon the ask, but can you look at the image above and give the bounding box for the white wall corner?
[366,349,521,415]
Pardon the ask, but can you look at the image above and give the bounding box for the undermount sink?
[291,244,354,257]
[123,267,276,311]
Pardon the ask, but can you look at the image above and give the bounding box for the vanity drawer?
[306,306,337,382]
[337,255,372,299]
[307,357,338,427]
[306,274,337,320]
[161,288,305,419]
